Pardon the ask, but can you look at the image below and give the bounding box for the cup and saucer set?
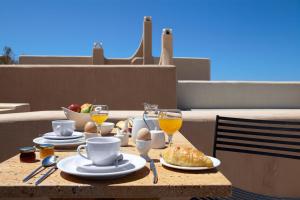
[33,120,85,147]
[57,137,146,179]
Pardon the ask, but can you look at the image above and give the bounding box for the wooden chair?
[194,115,300,200]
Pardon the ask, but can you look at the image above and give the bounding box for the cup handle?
[77,145,88,159]
[55,125,61,130]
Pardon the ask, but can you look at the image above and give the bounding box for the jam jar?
[39,144,55,159]
[19,146,36,162]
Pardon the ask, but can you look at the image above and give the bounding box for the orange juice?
[158,118,182,135]
[91,113,108,125]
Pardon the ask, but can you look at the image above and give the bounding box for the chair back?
[213,115,300,197]
[214,115,300,159]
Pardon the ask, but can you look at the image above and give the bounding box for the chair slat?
[217,140,300,153]
[218,116,300,126]
[218,122,300,132]
[216,147,300,160]
[218,134,300,146]
[217,128,300,139]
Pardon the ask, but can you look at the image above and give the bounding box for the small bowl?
[62,107,114,133]
[100,122,115,135]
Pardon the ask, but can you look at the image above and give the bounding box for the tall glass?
[158,109,182,146]
[90,105,109,136]
[143,103,159,130]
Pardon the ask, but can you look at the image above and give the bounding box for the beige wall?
[178,81,300,109]
[0,65,177,111]
[19,56,93,65]
[154,57,210,80]
[19,56,211,81]
[173,57,210,80]
[0,103,30,114]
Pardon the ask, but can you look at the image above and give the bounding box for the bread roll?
[162,146,213,167]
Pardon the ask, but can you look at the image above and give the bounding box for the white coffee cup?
[150,130,165,149]
[77,137,121,166]
[52,120,75,136]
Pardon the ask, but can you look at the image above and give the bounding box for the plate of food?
[160,146,220,170]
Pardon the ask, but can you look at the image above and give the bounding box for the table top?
[0,132,231,199]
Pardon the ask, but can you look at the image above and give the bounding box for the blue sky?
[1,0,300,81]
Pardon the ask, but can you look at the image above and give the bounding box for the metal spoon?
[23,155,58,183]
[141,155,158,184]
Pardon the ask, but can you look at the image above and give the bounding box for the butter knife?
[35,165,57,185]
[150,159,158,184]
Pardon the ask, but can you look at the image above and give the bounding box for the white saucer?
[160,156,221,171]
[33,137,85,147]
[43,137,83,143]
[57,153,146,179]
[77,159,131,173]
[43,131,83,140]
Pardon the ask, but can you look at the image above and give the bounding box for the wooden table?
[0,132,231,199]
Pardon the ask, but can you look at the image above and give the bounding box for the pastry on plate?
[162,146,213,167]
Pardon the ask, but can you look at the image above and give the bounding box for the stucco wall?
[19,56,93,65]
[0,65,177,111]
[178,81,300,109]
[19,56,211,81]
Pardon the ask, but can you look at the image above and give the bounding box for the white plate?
[57,153,146,179]
[43,138,83,143]
[160,156,221,170]
[77,157,131,173]
[33,137,85,147]
[43,131,84,140]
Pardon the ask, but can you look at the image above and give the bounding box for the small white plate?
[160,156,221,171]
[43,138,83,143]
[33,137,85,147]
[43,131,84,140]
[57,153,146,179]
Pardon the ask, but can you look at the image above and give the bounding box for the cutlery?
[35,165,57,185]
[142,112,151,130]
[143,155,158,184]
[150,159,158,184]
[23,155,58,183]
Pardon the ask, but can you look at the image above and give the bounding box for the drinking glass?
[143,103,159,130]
[90,105,109,136]
[158,109,182,146]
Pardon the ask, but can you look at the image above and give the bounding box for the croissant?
[162,146,213,167]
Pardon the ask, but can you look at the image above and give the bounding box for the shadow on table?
[60,166,150,184]
[161,165,219,174]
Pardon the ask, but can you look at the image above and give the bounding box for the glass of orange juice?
[158,109,182,146]
[90,105,109,136]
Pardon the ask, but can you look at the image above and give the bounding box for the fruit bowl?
[62,107,90,130]
[62,107,115,134]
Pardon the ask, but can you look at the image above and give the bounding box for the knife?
[150,159,158,184]
[35,165,57,185]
